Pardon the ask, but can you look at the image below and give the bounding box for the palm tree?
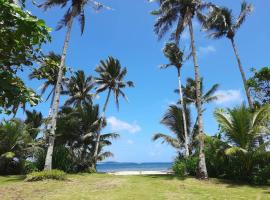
[29,52,68,121]
[151,0,213,179]
[24,110,43,139]
[198,1,254,109]
[39,0,110,170]
[180,77,219,107]
[153,105,198,156]
[161,42,190,157]
[64,70,95,108]
[55,103,119,172]
[176,78,219,137]
[214,104,270,178]
[93,56,134,167]
[0,119,33,174]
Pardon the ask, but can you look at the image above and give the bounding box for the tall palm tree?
[153,105,198,156]
[161,42,190,157]
[64,70,95,108]
[29,52,68,120]
[151,0,212,179]
[198,1,254,109]
[39,0,110,170]
[93,56,134,167]
[214,104,270,178]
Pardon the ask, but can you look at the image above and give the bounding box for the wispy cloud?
[214,89,243,105]
[127,139,134,145]
[107,116,141,134]
[199,45,216,55]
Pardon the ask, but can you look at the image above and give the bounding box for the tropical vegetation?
[0,0,270,192]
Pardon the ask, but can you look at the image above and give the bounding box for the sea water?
[96,162,172,172]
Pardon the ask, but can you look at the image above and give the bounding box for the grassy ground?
[0,174,269,200]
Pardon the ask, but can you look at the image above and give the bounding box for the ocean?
[96,162,173,172]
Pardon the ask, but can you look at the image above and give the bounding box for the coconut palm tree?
[214,104,270,178]
[29,52,68,120]
[161,42,190,157]
[24,110,43,140]
[153,105,198,156]
[39,0,110,170]
[55,103,119,172]
[175,78,218,137]
[93,56,134,167]
[180,77,219,107]
[150,0,213,179]
[198,1,254,109]
[64,70,95,108]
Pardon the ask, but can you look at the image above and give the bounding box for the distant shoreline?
[107,170,173,175]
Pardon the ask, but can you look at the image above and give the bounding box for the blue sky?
[2,0,270,162]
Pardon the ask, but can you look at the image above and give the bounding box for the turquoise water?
[97,162,172,172]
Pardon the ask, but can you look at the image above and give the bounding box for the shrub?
[25,170,66,182]
[173,156,198,177]
[52,145,72,172]
[252,165,270,185]
[185,156,198,176]
[172,160,186,177]
[23,160,38,174]
[85,166,96,173]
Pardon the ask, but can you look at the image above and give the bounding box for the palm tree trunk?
[188,20,208,179]
[177,68,189,157]
[43,12,74,171]
[230,38,254,110]
[92,89,111,168]
[44,90,55,140]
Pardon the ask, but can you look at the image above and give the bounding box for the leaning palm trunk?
[47,90,55,122]
[230,38,254,110]
[44,90,55,140]
[92,89,111,169]
[188,21,208,179]
[177,69,189,157]
[43,13,74,170]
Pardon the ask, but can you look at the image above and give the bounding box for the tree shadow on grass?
[142,174,186,181]
[209,178,270,190]
[0,175,26,185]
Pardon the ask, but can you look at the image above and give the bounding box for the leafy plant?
[247,67,270,105]
[25,169,66,182]
[173,160,186,177]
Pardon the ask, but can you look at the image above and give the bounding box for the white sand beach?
[108,170,172,175]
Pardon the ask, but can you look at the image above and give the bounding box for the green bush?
[185,156,198,176]
[25,170,66,182]
[252,165,270,185]
[172,160,186,177]
[52,145,72,172]
[23,160,38,174]
[173,156,198,177]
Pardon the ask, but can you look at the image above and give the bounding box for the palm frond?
[234,1,253,30]
[152,133,181,149]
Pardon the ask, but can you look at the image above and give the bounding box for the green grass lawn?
[0,174,269,200]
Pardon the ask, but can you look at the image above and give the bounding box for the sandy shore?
[107,170,172,175]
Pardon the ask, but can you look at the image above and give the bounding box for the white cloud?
[199,45,216,55]
[127,140,134,145]
[214,89,243,105]
[107,116,141,134]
